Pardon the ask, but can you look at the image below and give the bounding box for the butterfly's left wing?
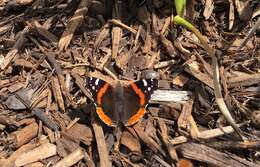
[85,77,116,126]
[85,77,109,105]
[123,79,158,126]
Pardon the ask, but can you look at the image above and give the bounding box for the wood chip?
[58,0,91,50]
[92,118,112,167]
[178,142,259,167]
[10,122,38,148]
[0,26,29,70]
[53,148,85,167]
[203,0,214,20]
[15,143,57,167]
[120,131,141,153]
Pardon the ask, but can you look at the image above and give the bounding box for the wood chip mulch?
[0,0,259,167]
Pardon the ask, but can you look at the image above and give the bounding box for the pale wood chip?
[53,148,85,167]
[92,118,112,167]
[184,61,214,89]
[51,76,65,112]
[228,0,235,30]
[109,19,137,34]
[203,0,214,20]
[58,0,91,50]
[15,143,57,167]
[0,26,29,70]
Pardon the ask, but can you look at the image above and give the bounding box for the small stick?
[58,0,91,50]
[53,148,85,167]
[133,125,166,156]
[0,26,29,70]
[153,155,172,167]
[15,143,56,167]
[51,76,65,112]
[237,17,260,51]
[133,25,142,48]
[111,0,123,59]
[104,67,118,80]
[47,54,74,107]
[161,16,171,36]
[92,117,112,167]
[207,140,260,150]
[154,59,177,69]
[70,72,93,101]
[83,151,95,167]
[178,99,194,131]
[33,108,59,132]
[10,122,38,148]
[170,123,246,145]
[94,23,110,48]
[0,143,37,167]
[109,19,137,34]
[179,142,259,167]
[158,120,178,161]
[197,123,247,140]
[66,118,80,130]
[150,90,191,103]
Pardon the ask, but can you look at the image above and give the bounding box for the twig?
[92,117,112,167]
[0,26,29,70]
[170,123,246,145]
[53,148,85,167]
[153,155,172,167]
[58,0,91,50]
[15,143,57,167]
[109,19,137,34]
[237,17,260,51]
[111,0,123,59]
[66,118,80,130]
[150,90,191,103]
[179,142,259,167]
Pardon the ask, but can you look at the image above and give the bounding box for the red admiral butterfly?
[86,77,158,127]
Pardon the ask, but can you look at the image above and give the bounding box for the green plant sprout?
[173,0,245,140]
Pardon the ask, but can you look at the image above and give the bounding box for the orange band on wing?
[96,107,114,126]
[97,83,109,105]
[125,107,145,126]
[130,83,145,106]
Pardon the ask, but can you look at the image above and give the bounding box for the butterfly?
[85,77,158,126]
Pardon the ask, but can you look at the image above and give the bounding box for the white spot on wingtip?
[142,79,147,86]
[95,78,100,86]
[148,87,151,91]
[92,86,95,90]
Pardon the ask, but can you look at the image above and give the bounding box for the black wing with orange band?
[131,79,158,105]
[85,77,116,126]
[124,79,158,126]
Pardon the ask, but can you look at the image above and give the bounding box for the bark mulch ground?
[0,0,259,167]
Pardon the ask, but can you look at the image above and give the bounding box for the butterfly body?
[86,77,158,127]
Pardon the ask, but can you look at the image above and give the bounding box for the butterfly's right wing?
[123,79,158,126]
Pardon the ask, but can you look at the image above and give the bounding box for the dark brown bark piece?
[178,142,259,167]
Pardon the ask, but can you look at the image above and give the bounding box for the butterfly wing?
[85,77,116,126]
[85,77,108,105]
[123,79,158,126]
[130,79,158,105]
